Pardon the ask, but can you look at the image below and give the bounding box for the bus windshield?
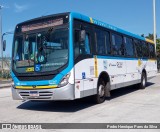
[13,28,69,74]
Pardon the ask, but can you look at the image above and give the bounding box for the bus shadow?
[17,82,154,112]
[17,98,96,113]
[109,82,154,99]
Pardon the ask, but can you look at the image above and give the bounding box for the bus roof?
[18,12,70,25]
[16,12,154,44]
[70,12,154,44]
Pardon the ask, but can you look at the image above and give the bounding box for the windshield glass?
[13,28,69,74]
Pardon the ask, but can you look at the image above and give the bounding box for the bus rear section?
[73,17,157,103]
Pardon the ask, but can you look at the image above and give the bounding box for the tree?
[145,33,160,54]
[157,38,160,44]
[157,39,160,72]
[146,33,154,40]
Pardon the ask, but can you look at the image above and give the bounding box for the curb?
[0,84,12,89]
[0,85,11,89]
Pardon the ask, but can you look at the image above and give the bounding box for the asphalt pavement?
[0,75,160,132]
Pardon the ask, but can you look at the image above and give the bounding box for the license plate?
[29,91,39,97]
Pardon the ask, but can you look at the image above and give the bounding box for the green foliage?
[157,44,160,54]
[157,39,160,55]
[145,33,154,40]
[0,70,11,79]
[145,33,160,54]
[157,38,160,44]
[157,38,160,72]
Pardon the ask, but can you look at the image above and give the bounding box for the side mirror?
[3,40,6,51]
[79,30,86,42]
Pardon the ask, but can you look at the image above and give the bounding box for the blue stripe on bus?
[11,71,60,86]
[97,55,148,61]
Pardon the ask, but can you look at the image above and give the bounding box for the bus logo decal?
[26,67,34,72]
[117,62,123,68]
[35,64,41,72]
[138,59,142,66]
[103,60,107,70]
[38,55,45,63]
[82,72,86,79]
[94,56,98,77]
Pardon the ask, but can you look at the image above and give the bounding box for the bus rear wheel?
[138,72,147,89]
[93,78,106,104]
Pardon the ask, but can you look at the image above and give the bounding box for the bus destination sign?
[21,18,63,32]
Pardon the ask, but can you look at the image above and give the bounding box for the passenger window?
[124,37,134,57]
[149,43,155,58]
[112,33,124,56]
[74,30,91,59]
[79,33,91,55]
[105,32,111,54]
[84,34,90,54]
[96,29,106,55]
[142,42,149,58]
[134,40,142,57]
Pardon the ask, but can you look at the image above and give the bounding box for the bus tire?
[138,72,147,89]
[93,78,106,104]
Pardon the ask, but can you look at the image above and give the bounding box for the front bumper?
[12,83,74,101]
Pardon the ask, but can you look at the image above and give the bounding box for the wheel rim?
[142,76,146,86]
[98,84,105,97]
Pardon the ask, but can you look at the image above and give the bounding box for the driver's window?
[74,30,91,59]
[84,34,90,54]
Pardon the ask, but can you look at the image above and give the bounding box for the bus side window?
[149,43,155,59]
[134,40,142,58]
[112,33,123,56]
[124,37,134,57]
[74,30,91,58]
[96,29,106,55]
[142,42,149,58]
[105,31,111,55]
[79,33,91,55]
[84,33,91,54]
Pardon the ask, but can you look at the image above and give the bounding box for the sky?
[0,0,160,57]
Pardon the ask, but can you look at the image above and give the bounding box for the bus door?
[74,21,94,98]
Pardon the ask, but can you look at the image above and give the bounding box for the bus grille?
[19,91,53,100]
[17,74,55,81]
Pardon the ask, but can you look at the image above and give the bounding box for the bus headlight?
[58,73,71,87]
[11,80,15,88]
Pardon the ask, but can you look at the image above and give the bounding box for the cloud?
[14,3,28,13]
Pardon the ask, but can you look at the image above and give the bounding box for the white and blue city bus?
[11,12,157,104]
